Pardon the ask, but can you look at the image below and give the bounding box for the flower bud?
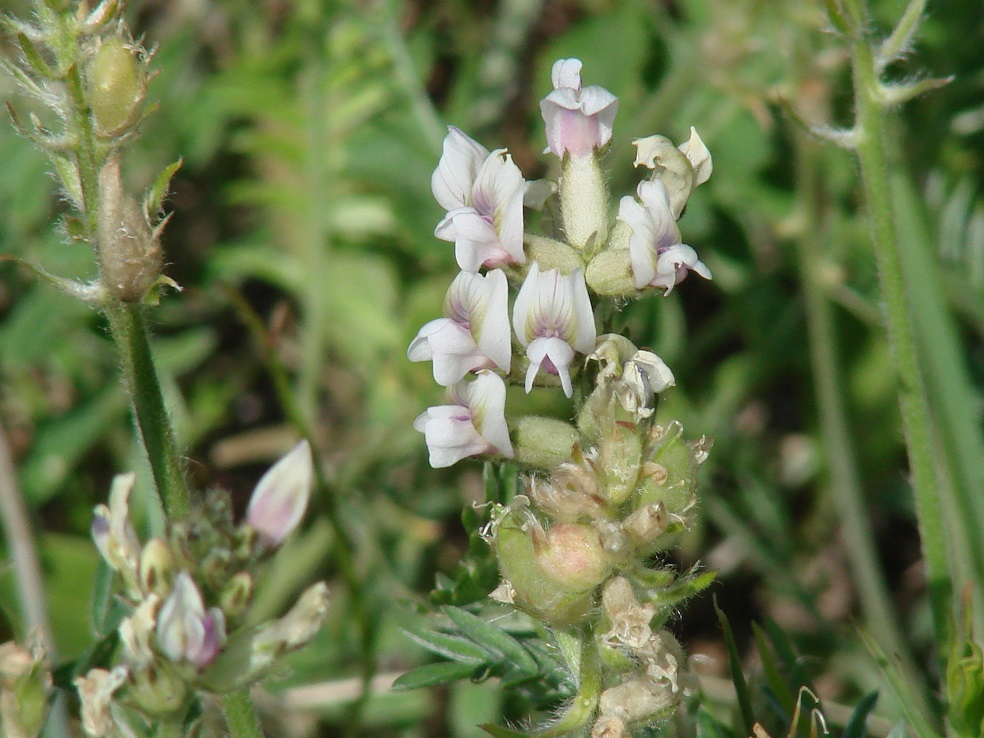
[560,154,610,250]
[97,157,162,303]
[156,572,227,669]
[512,416,579,470]
[92,472,141,593]
[246,440,313,547]
[585,247,636,297]
[89,38,142,134]
[139,538,174,599]
[494,519,595,626]
[536,523,611,592]
[636,422,699,516]
[219,572,254,619]
[523,234,584,274]
[127,663,188,718]
[0,634,50,738]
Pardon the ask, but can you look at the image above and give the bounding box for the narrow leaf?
[715,598,755,737]
[824,0,853,35]
[480,725,531,738]
[16,33,57,79]
[857,628,942,738]
[841,691,879,738]
[877,0,927,69]
[752,622,795,717]
[391,661,479,691]
[442,607,539,677]
[144,159,183,216]
[402,626,488,665]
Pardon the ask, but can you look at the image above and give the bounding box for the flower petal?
[431,127,489,211]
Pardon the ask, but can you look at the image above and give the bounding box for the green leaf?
[441,607,539,679]
[402,625,488,665]
[715,598,755,737]
[841,691,879,738]
[391,661,479,691]
[752,622,795,718]
[144,158,183,216]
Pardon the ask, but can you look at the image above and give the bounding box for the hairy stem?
[841,0,952,654]
[222,689,266,738]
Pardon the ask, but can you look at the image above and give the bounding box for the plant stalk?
[841,0,953,653]
[222,689,266,738]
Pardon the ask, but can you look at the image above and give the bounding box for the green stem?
[538,629,601,736]
[792,131,934,715]
[222,690,266,738]
[104,302,190,519]
[841,0,952,653]
[61,27,190,520]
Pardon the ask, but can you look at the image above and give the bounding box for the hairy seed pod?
[97,158,162,302]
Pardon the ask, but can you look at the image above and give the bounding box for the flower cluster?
[76,442,329,736]
[410,58,712,470]
[411,59,715,736]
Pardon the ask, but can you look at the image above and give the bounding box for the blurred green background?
[2,0,983,735]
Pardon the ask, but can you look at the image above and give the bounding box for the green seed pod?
[512,416,578,470]
[89,38,141,134]
[494,517,597,626]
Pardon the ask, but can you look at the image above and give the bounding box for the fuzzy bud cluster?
[412,58,716,735]
[4,0,180,306]
[78,442,327,734]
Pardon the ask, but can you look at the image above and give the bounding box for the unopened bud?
[156,572,226,669]
[139,538,174,598]
[536,523,610,592]
[97,157,161,303]
[127,663,188,718]
[494,516,594,626]
[246,440,313,547]
[254,581,330,654]
[0,634,50,738]
[89,38,142,133]
[219,572,254,619]
[560,154,609,250]
[512,416,578,470]
[585,246,636,297]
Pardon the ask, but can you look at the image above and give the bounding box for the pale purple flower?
[407,269,511,386]
[618,180,711,293]
[432,127,525,272]
[512,262,596,397]
[540,58,619,159]
[246,440,313,546]
[91,473,141,587]
[156,572,226,669]
[413,371,513,468]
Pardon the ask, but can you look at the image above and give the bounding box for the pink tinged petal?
[471,151,526,265]
[655,244,712,294]
[189,609,226,669]
[577,85,618,146]
[551,58,583,90]
[440,208,508,272]
[431,127,490,211]
[157,572,206,663]
[419,320,490,386]
[246,440,313,546]
[526,336,576,397]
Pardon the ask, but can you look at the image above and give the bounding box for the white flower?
[407,269,511,385]
[632,127,712,219]
[432,127,525,272]
[540,58,619,159]
[413,371,514,468]
[91,473,141,588]
[156,572,226,669]
[74,667,128,738]
[512,262,596,397]
[246,440,313,546]
[618,180,711,292]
